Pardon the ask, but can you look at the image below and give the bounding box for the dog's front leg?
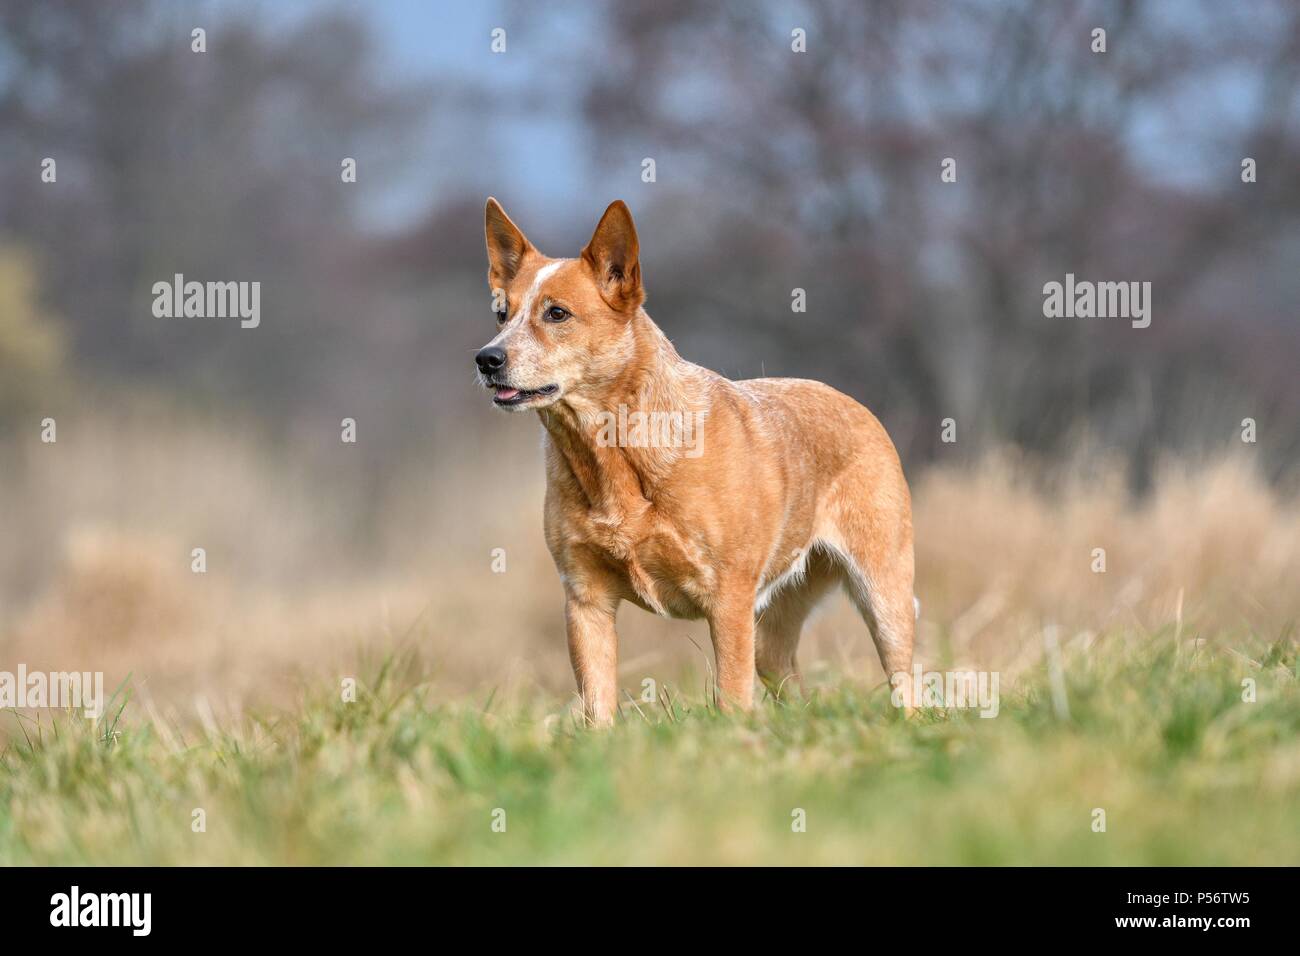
[565,595,619,726]
[708,591,757,712]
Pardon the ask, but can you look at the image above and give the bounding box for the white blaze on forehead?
[514,260,567,323]
[487,259,567,348]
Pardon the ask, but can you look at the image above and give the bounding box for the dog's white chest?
[579,509,714,620]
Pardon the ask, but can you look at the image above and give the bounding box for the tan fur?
[479,198,915,725]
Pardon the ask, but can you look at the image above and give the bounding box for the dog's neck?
[538,312,702,514]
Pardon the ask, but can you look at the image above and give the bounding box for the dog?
[476,198,915,725]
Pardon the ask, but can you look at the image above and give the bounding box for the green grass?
[1,630,1297,865]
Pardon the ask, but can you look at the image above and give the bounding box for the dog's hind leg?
[754,548,839,700]
[826,492,916,711]
[848,572,916,711]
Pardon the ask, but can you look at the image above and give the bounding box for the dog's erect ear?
[485,197,533,289]
[581,200,644,312]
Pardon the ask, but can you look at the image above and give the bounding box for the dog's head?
[476,198,645,411]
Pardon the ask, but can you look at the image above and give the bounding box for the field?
[1,409,1298,865]
[1,629,1297,865]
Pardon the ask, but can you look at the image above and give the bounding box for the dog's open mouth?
[492,383,559,406]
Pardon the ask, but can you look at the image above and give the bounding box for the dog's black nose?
[475,346,506,375]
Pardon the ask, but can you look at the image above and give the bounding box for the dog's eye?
[546,306,569,322]
[496,309,508,325]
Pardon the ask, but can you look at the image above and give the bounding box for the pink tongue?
[496,387,520,400]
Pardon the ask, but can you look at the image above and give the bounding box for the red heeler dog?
[476,198,915,725]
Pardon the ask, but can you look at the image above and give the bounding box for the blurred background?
[1,0,1297,720]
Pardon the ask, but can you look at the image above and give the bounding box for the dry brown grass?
[2,404,1296,728]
